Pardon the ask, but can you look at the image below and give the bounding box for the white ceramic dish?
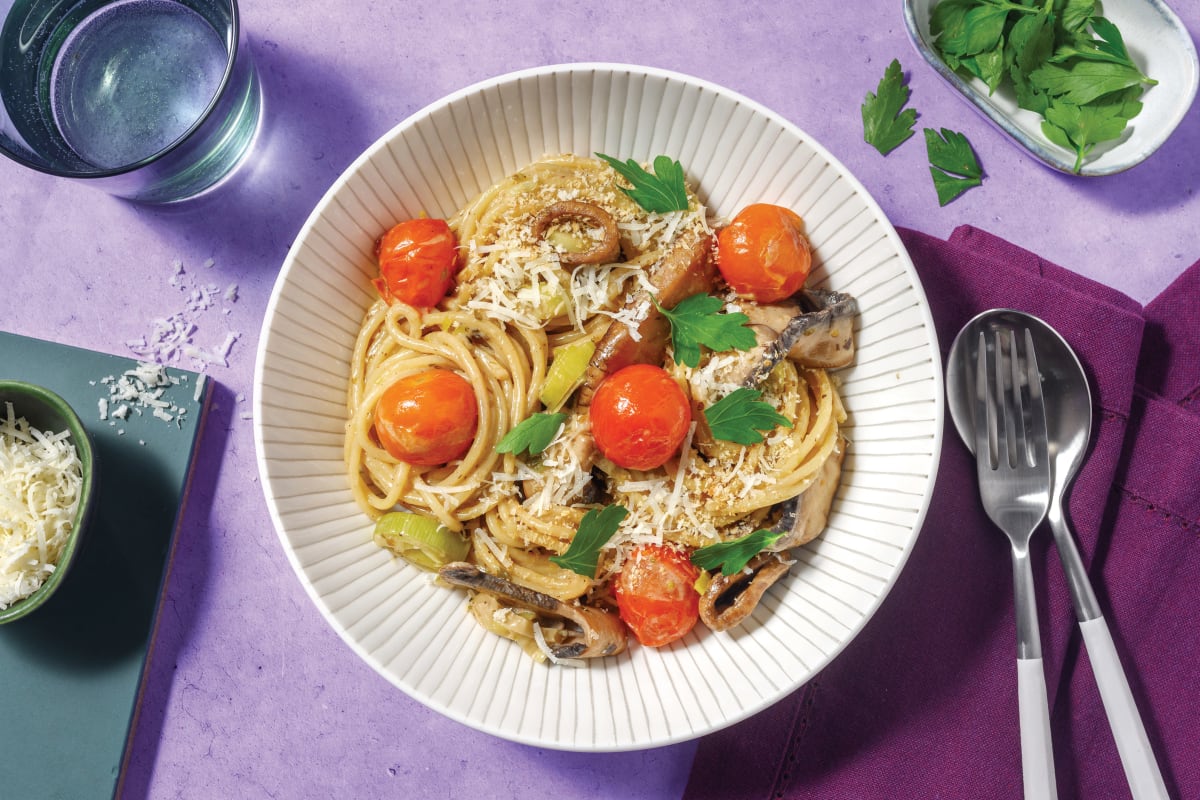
[253,63,943,751]
[904,0,1199,176]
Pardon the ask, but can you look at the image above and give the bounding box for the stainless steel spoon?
[948,309,1168,800]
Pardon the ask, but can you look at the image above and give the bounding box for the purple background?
[1,2,1197,797]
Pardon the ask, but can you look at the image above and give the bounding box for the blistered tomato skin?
[373,218,460,308]
[614,544,701,647]
[374,368,478,466]
[716,203,812,303]
[589,364,691,471]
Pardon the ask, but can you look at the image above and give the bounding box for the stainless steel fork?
[973,326,1057,800]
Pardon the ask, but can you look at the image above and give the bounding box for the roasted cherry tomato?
[716,203,812,303]
[613,544,701,647]
[373,217,459,308]
[589,364,691,471]
[374,368,478,466]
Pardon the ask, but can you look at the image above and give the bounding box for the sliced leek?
[539,339,596,411]
[374,511,470,571]
[537,281,569,317]
[546,228,592,254]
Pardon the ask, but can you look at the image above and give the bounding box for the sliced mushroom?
[439,562,627,658]
[531,201,621,266]
[767,434,846,550]
[738,288,858,385]
[698,550,792,632]
[577,230,717,405]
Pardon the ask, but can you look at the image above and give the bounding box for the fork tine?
[1008,326,1027,465]
[994,329,1013,469]
[974,325,1050,473]
[972,330,995,470]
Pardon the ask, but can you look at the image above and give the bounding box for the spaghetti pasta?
[344,153,853,663]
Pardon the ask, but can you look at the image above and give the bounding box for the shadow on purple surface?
[126,36,376,273]
[1059,99,1200,214]
[118,380,232,800]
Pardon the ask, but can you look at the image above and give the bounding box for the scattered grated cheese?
[97,362,189,432]
[0,403,84,610]
[125,257,241,374]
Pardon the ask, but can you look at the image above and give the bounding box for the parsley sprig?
[862,59,917,155]
[657,293,757,368]
[930,0,1155,173]
[549,504,629,577]
[925,127,983,206]
[595,153,689,213]
[703,387,793,445]
[495,412,566,457]
[691,529,784,576]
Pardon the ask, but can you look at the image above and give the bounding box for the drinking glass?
[0,0,261,203]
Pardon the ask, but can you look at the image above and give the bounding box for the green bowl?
[0,380,97,625]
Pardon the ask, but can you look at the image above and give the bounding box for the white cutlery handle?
[1018,656,1059,800]
[1079,617,1170,800]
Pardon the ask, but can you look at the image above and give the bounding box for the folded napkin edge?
[897,225,1145,419]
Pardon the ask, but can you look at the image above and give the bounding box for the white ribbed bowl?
[254,63,943,751]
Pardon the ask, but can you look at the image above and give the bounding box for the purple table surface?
[2,2,1197,798]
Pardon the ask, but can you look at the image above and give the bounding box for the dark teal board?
[0,332,211,800]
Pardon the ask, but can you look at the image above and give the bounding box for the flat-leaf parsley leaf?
[549,504,629,577]
[925,127,982,206]
[595,153,689,213]
[862,59,917,156]
[495,412,567,456]
[691,528,784,576]
[657,293,757,368]
[703,387,793,445]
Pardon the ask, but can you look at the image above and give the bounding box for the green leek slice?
[546,228,591,254]
[373,511,470,571]
[539,339,595,411]
[537,282,569,317]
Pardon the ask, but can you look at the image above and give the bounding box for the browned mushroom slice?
[738,288,858,384]
[767,435,846,550]
[531,201,621,267]
[577,230,717,405]
[698,550,792,632]
[439,562,627,658]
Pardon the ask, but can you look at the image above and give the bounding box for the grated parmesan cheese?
[98,362,190,431]
[0,403,84,609]
[476,528,509,565]
[127,257,240,373]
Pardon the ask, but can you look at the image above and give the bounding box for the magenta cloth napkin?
[682,226,1200,800]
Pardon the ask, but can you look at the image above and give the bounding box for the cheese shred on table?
[0,402,84,609]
